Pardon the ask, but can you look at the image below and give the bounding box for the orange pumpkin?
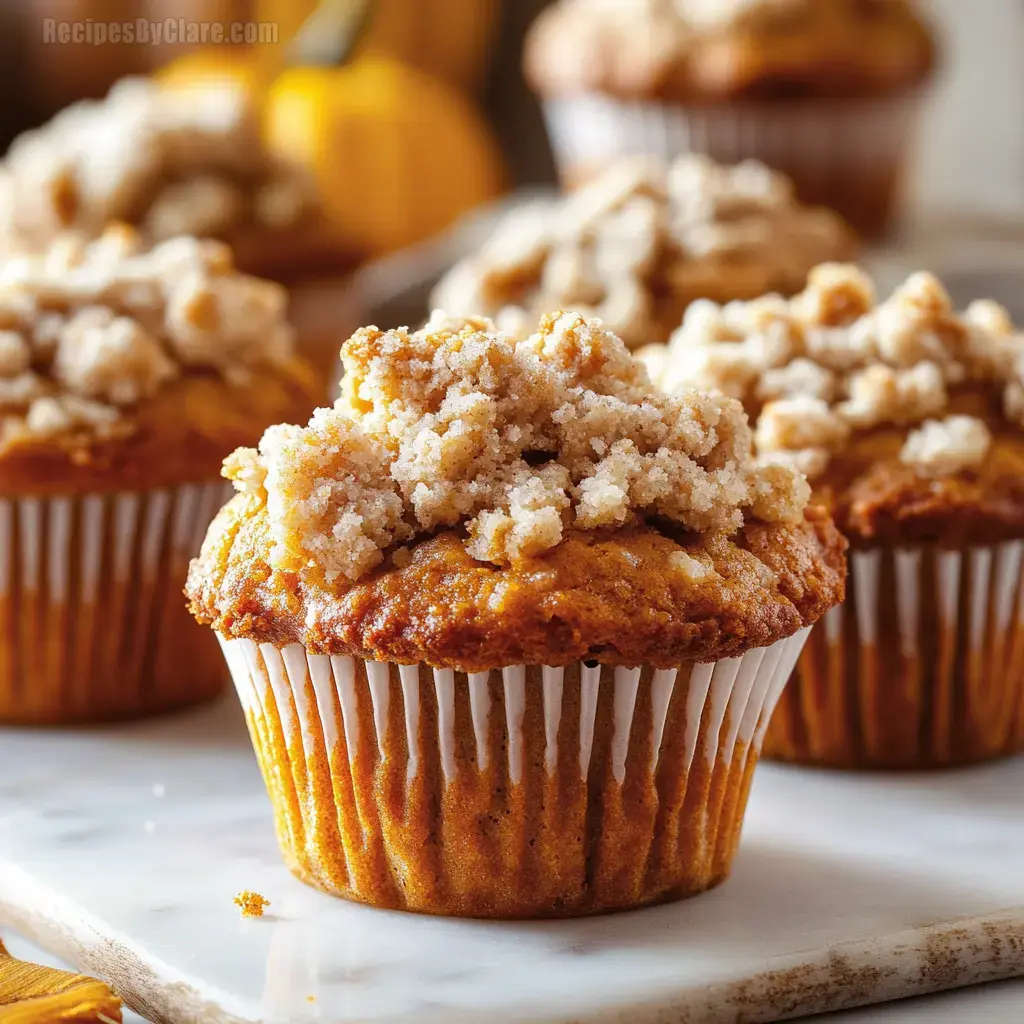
[264,57,505,255]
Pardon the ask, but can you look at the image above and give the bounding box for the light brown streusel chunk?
[228,311,809,579]
[900,416,993,477]
[254,410,411,581]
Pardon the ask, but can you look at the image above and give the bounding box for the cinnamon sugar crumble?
[234,891,270,918]
[0,77,316,249]
[643,264,1024,479]
[0,225,294,451]
[431,155,850,348]
[227,311,809,581]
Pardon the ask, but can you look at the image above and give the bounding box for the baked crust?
[0,363,318,494]
[813,421,1024,547]
[187,499,846,671]
[526,0,937,103]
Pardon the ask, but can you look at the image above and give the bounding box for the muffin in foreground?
[187,310,845,918]
[643,264,1024,768]
[525,0,936,236]
[431,155,853,351]
[0,225,318,724]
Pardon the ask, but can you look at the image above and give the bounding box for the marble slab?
[0,696,1022,1024]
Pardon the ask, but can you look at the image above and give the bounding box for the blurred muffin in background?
[0,224,318,724]
[0,66,506,389]
[641,263,1024,769]
[0,75,348,387]
[525,0,937,237]
[432,154,854,349]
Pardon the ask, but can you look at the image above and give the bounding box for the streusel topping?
[642,264,1024,479]
[0,225,295,452]
[0,77,316,250]
[431,156,850,350]
[227,311,809,581]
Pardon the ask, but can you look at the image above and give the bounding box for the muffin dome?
[188,310,845,670]
[0,224,318,493]
[526,0,937,102]
[431,155,854,350]
[642,263,1024,545]
[0,77,353,283]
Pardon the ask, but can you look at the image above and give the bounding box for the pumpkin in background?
[357,0,500,94]
[256,0,500,94]
[264,57,505,255]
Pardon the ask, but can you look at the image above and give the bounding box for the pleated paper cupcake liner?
[0,481,232,724]
[542,92,924,237]
[765,541,1024,769]
[219,627,810,918]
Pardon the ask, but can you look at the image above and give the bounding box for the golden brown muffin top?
[525,0,936,102]
[187,311,847,668]
[0,77,319,256]
[0,224,318,489]
[431,156,854,349]
[641,264,1024,544]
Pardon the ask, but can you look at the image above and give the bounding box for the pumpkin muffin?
[187,310,845,918]
[431,154,853,351]
[642,263,1024,768]
[525,0,937,236]
[0,76,356,390]
[0,224,318,724]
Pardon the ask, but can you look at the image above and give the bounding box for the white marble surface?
[0,695,1022,1024]
[7,934,1024,1024]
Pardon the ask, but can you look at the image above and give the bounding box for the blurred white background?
[911,0,1024,218]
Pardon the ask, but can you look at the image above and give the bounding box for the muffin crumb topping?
[227,311,809,580]
[645,264,1023,479]
[0,77,316,249]
[900,416,993,477]
[431,155,851,348]
[0,225,295,451]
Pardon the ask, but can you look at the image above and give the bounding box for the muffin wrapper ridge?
[541,92,922,237]
[218,628,810,918]
[0,482,232,724]
[765,541,1024,769]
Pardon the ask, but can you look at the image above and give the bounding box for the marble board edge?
[0,862,254,1024]
[2,859,1024,1024]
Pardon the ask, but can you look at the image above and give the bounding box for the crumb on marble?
[234,891,270,918]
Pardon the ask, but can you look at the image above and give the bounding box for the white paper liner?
[220,627,810,917]
[542,92,922,235]
[0,481,232,723]
[766,541,1024,768]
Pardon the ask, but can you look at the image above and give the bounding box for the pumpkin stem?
[288,0,377,67]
